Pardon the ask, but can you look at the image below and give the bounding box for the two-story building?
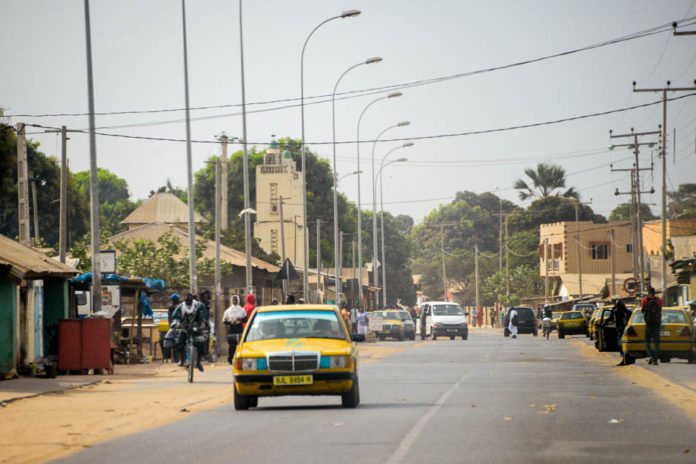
[539,221,635,300]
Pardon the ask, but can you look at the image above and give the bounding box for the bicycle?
[184,327,205,383]
[542,317,552,340]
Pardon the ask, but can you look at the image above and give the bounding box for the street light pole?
[238,0,253,296]
[371,121,410,304]
[378,151,410,307]
[332,57,381,307]
[355,91,402,309]
[301,9,361,303]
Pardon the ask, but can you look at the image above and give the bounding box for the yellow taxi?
[556,311,588,339]
[587,309,601,339]
[620,306,696,365]
[232,304,363,410]
[591,306,614,344]
[551,311,565,331]
[372,310,406,341]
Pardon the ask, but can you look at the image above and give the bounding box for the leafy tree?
[667,183,696,218]
[74,168,137,236]
[0,124,90,247]
[482,265,543,305]
[514,163,579,201]
[609,202,657,222]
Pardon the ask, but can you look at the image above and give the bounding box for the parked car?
[620,306,696,365]
[557,311,589,339]
[572,303,596,320]
[232,304,364,410]
[551,311,565,331]
[503,307,538,336]
[587,309,600,339]
[418,302,469,340]
[396,310,416,340]
[372,310,406,341]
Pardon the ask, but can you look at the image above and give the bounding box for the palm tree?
[514,163,579,201]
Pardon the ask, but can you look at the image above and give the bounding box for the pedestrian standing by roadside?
[641,287,662,365]
[477,308,484,328]
[357,307,369,336]
[508,307,519,339]
[499,306,505,328]
[350,306,358,333]
[605,300,633,366]
[341,304,351,329]
[243,294,256,327]
[471,307,478,327]
[490,308,497,329]
[223,295,246,364]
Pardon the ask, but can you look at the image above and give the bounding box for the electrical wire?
[6,17,694,120]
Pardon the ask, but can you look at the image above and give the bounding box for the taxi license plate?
[447,329,458,333]
[273,375,313,386]
[566,322,579,327]
[660,331,670,337]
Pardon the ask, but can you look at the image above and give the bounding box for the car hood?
[432,315,468,324]
[240,338,353,357]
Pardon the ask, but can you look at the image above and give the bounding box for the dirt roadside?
[0,343,404,464]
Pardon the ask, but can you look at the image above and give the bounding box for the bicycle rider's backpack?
[643,297,661,326]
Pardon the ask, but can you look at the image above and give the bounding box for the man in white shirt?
[223,295,247,364]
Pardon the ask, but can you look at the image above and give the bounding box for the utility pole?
[610,127,659,295]
[316,219,321,303]
[16,123,30,246]
[279,196,287,301]
[574,199,592,302]
[218,133,229,231]
[31,180,39,242]
[505,215,510,300]
[441,225,448,302]
[59,126,68,262]
[544,238,549,302]
[610,229,616,297]
[340,231,346,306]
[84,0,102,313]
[45,126,73,262]
[633,79,696,294]
[214,159,222,346]
[474,243,480,310]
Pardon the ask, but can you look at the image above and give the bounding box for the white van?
[417,301,469,340]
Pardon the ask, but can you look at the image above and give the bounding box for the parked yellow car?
[232,304,363,410]
[620,306,696,365]
[551,311,565,331]
[557,311,588,338]
[587,309,601,339]
[591,306,614,344]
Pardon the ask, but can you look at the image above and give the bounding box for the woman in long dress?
[508,308,518,339]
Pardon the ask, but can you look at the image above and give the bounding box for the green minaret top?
[283,150,292,159]
[269,138,279,149]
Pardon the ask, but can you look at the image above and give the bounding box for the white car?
[417,301,469,340]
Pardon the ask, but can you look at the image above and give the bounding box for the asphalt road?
[52,331,696,464]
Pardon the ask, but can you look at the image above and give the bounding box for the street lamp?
[378,146,411,307]
[301,9,361,303]
[355,91,402,309]
[238,0,253,296]
[332,57,382,306]
[372,121,410,301]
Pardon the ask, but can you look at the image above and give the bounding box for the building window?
[592,243,609,260]
[626,244,632,253]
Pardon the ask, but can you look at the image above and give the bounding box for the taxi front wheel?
[233,385,253,410]
[342,379,360,408]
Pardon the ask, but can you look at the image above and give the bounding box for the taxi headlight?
[241,358,258,371]
[322,355,347,368]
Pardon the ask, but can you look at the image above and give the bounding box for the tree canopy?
[514,163,579,201]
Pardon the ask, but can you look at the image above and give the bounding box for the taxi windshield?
[632,310,686,324]
[376,311,399,320]
[246,311,345,341]
[398,311,412,321]
[433,305,464,316]
[560,312,583,320]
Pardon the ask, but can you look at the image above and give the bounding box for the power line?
[7,16,694,120]
[23,92,696,146]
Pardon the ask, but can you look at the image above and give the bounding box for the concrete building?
[254,139,305,270]
[539,221,635,299]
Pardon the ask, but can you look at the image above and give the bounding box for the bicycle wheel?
[188,341,195,383]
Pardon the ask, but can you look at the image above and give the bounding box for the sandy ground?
[0,344,400,464]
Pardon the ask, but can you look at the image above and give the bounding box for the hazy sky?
[2,0,695,224]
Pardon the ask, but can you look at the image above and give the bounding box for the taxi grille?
[267,352,319,372]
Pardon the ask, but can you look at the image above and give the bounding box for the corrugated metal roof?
[120,192,208,225]
[0,234,80,279]
[109,223,279,273]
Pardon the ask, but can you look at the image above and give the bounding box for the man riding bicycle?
[171,293,209,372]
